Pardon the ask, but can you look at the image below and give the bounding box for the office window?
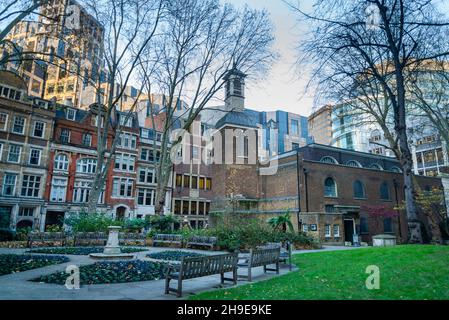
[183,175,190,188]
[333,225,340,237]
[54,154,69,171]
[191,176,198,189]
[60,129,70,143]
[190,201,197,215]
[7,144,21,163]
[21,175,41,198]
[2,174,17,196]
[324,177,337,197]
[353,180,366,199]
[0,113,7,130]
[114,153,135,172]
[383,218,393,233]
[19,207,34,217]
[12,116,25,134]
[291,119,299,135]
[174,200,182,215]
[33,121,45,138]
[380,182,391,200]
[50,178,67,202]
[205,178,212,190]
[182,201,189,215]
[112,178,134,198]
[76,158,97,174]
[176,174,182,187]
[324,224,331,237]
[29,148,41,165]
[199,177,205,189]
[82,133,92,147]
[198,202,205,215]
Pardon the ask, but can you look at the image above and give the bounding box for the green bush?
[0,229,15,242]
[15,227,32,241]
[145,215,179,234]
[123,219,149,233]
[64,213,122,233]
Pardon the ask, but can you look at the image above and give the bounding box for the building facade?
[308,105,333,145]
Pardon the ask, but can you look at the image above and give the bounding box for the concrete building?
[0,71,55,231]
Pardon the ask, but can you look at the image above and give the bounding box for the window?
[191,176,198,189]
[324,177,337,197]
[29,148,41,165]
[60,129,70,143]
[390,166,402,173]
[206,178,212,190]
[21,175,41,198]
[205,202,210,215]
[380,182,391,200]
[19,207,34,217]
[199,177,205,189]
[190,201,197,215]
[325,205,335,213]
[346,160,362,168]
[2,174,17,196]
[291,119,299,135]
[360,217,369,234]
[0,143,2,161]
[50,178,67,202]
[370,163,383,170]
[73,181,90,203]
[91,115,104,128]
[140,148,148,161]
[66,108,76,121]
[7,144,21,163]
[333,225,340,237]
[174,200,182,215]
[183,175,190,188]
[176,174,182,187]
[0,113,8,130]
[383,218,393,233]
[182,201,189,215]
[12,116,25,134]
[118,133,137,149]
[353,180,366,199]
[54,154,69,171]
[112,178,134,198]
[303,224,309,232]
[320,156,338,164]
[139,168,155,184]
[114,153,135,172]
[292,143,300,150]
[82,133,92,147]
[33,121,45,138]
[137,188,155,206]
[76,158,97,174]
[324,224,331,237]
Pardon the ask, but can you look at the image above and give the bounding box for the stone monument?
[89,226,135,260]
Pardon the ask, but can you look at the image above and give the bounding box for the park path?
[0,246,365,300]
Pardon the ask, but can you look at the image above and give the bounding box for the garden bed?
[146,250,205,261]
[32,260,166,285]
[27,247,148,255]
[0,254,69,276]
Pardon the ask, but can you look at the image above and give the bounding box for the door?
[45,211,65,230]
[116,207,126,221]
[344,219,354,243]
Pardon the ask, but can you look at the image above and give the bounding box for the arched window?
[380,182,390,200]
[324,177,337,197]
[353,180,366,198]
[390,166,402,173]
[76,158,97,174]
[54,154,69,171]
[320,156,339,165]
[346,160,362,168]
[370,163,383,170]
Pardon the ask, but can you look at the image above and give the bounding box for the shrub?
[145,215,179,234]
[0,229,15,242]
[27,247,147,255]
[15,227,32,241]
[147,250,204,261]
[64,213,122,233]
[0,254,69,276]
[123,219,149,233]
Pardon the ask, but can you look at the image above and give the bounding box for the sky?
[226,0,449,117]
[226,0,315,116]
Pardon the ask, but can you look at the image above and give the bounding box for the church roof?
[215,108,261,129]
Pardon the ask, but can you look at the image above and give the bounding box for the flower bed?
[27,247,148,255]
[0,254,69,276]
[147,250,205,261]
[32,260,166,285]
[0,241,28,249]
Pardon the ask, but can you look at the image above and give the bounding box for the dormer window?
[66,108,76,121]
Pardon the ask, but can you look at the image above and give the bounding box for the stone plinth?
[89,226,135,260]
[373,234,396,247]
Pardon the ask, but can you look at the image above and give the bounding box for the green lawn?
[190,245,449,300]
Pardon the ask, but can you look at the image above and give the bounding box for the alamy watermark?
[365,265,380,290]
[65,265,80,290]
[366,4,381,30]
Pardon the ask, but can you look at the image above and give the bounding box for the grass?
[190,245,449,300]
[27,247,147,255]
[0,254,69,276]
[32,260,166,285]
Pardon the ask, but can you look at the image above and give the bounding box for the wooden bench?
[73,232,108,246]
[258,242,293,271]
[152,234,183,247]
[165,253,239,297]
[186,236,217,250]
[119,232,147,246]
[27,232,66,248]
[237,247,280,282]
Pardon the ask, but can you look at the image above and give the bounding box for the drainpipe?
[296,150,302,231]
[393,179,402,240]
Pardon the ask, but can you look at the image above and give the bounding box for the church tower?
[224,66,246,112]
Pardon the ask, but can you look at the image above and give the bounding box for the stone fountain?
[89,226,135,260]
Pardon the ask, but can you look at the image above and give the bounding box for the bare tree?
[138,0,276,215]
[287,0,449,243]
[84,0,164,212]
